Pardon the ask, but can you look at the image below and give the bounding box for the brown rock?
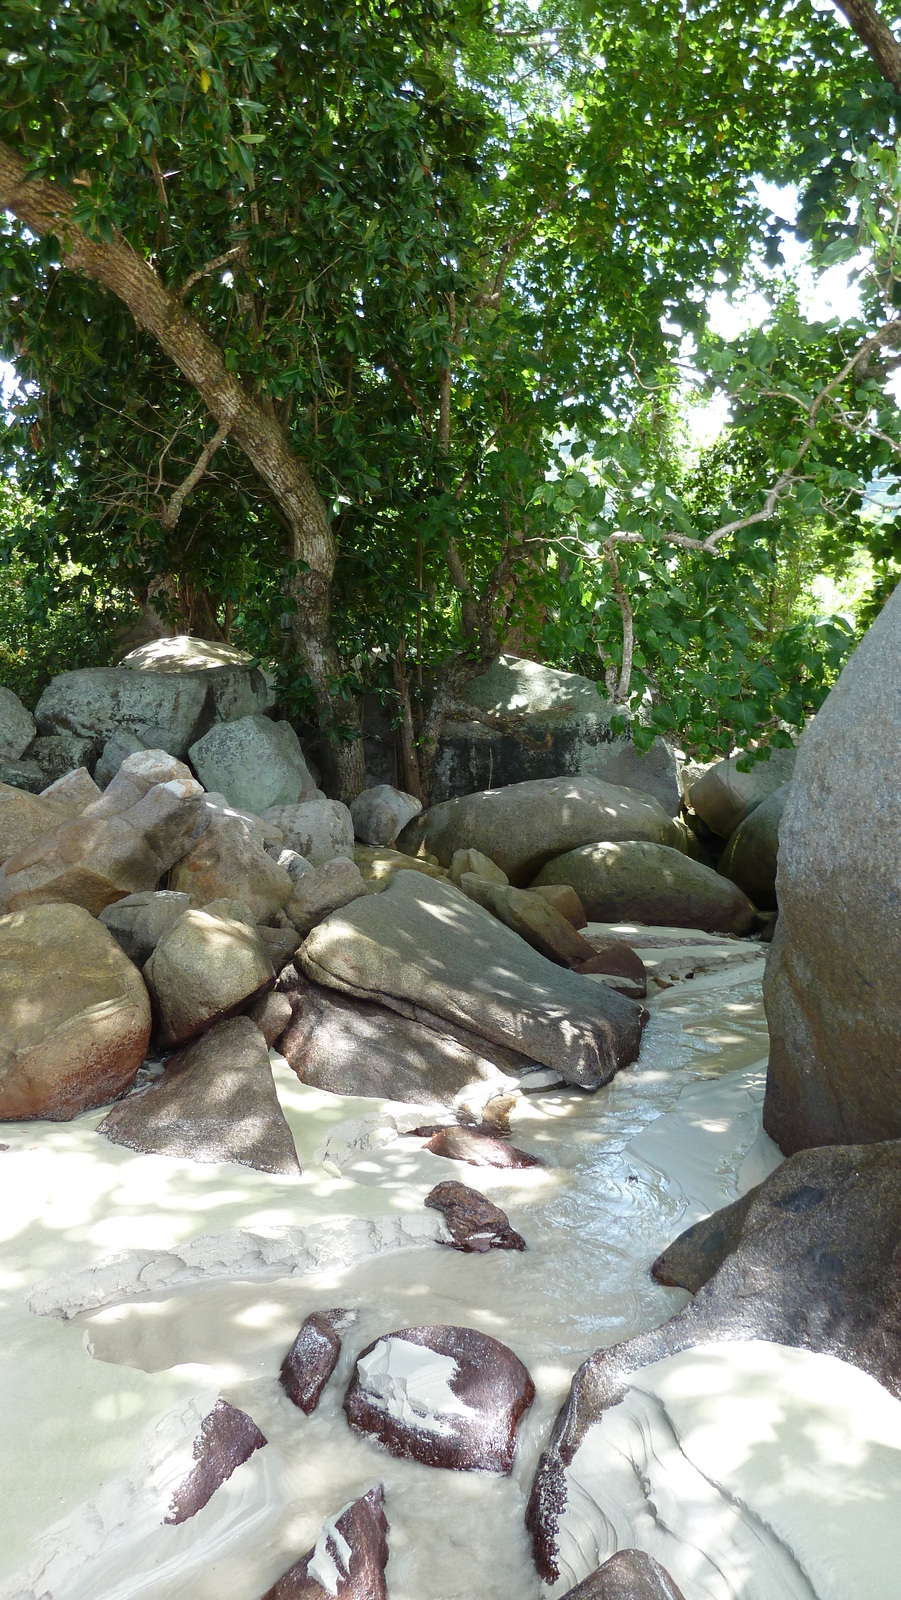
[344,1325,534,1473]
[354,844,447,883]
[248,989,294,1046]
[0,782,77,864]
[531,882,587,928]
[280,1311,345,1413]
[0,903,151,1120]
[97,1016,300,1174]
[528,1137,901,1582]
[575,937,647,998]
[40,767,102,811]
[260,1486,389,1600]
[458,875,597,967]
[144,907,274,1048]
[449,847,508,887]
[423,1125,541,1169]
[425,1180,526,1252]
[559,1551,687,1600]
[171,804,293,925]
[165,1398,266,1525]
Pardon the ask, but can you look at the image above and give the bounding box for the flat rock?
[121,635,256,673]
[398,775,682,886]
[0,904,151,1119]
[0,685,36,759]
[354,845,446,884]
[559,1551,687,1600]
[425,1180,526,1252]
[99,889,194,966]
[280,1310,345,1413]
[688,745,796,838]
[164,1397,266,1525]
[575,936,647,998]
[351,784,422,847]
[344,1325,534,1473]
[278,967,530,1105]
[717,783,787,910]
[144,907,274,1048]
[267,798,355,865]
[189,714,318,813]
[764,585,901,1150]
[423,1125,541,1168]
[35,662,267,758]
[285,856,367,937]
[98,1015,300,1174]
[532,840,757,933]
[170,803,293,924]
[527,1137,901,1583]
[260,1486,389,1600]
[299,872,644,1091]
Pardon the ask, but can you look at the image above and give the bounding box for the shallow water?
[0,963,798,1598]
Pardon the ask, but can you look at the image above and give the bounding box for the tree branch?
[179,245,245,300]
[160,420,230,530]
[832,0,901,89]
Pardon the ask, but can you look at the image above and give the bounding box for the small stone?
[260,1486,389,1600]
[165,1398,266,1525]
[423,1125,542,1169]
[426,1180,526,1252]
[280,1311,346,1414]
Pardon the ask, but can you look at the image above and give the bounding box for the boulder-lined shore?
[1,629,900,1600]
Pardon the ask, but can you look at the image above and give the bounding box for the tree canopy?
[3,0,901,794]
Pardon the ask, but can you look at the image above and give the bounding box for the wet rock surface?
[299,870,644,1090]
[344,1325,535,1474]
[259,1486,389,1600]
[559,1550,687,1600]
[280,1310,347,1413]
[425,1179,526,1252]
[98,1015,300,1174]
[164,1396,267,1525]
[528,1137,901,1581]
[0,902,151,1120]
[422,1125,542,1168]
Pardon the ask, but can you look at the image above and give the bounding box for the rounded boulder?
[532,840,756,933]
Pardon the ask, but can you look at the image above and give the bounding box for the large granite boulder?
[0,903,151,1119]
[144,906,274,1047]
[559,1552,687,1600]
[260,1486,389,1600]
[278,967,531,1105]
[398,776,681,887]
[266,798,355,865]
[285,857,368,937]
[0,686,36,759]
[164,1397,267,1525]
[0,752,209,915]
[298,872,644,1090]
[350,784,422,847]
[528,1138,901,1586]
[35,653,267,759]
[688,745,796,839]
[189,714,318,813]
[170,801,293,924]
[430,654,681,813]
[764,587,901,1151]
[344,1325,534,1473]
[717,783,787,910]
[532,841,757,933]
[25,732,97,787]
[98,1015,300,1174]
[0,782,83,864]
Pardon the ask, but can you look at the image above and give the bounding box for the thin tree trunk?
[0,139,365,801]
[832,0,901,88]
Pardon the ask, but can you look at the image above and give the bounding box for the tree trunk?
[832,0,901,88]
[0,139,365,802]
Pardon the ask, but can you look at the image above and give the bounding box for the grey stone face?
[717,783,788,909]
[143,906,274,1048]
[532,839,757,934]
[25,733,97,786]
[99,890,194,966]
[265,797,355,865]
[94,731,147,789]
[689,745,796,838]
[35,662,267,758]
[0,686,36,760]
[189,714,318,812]
[284,856,367,936]
[429,655,681,814]
[350,783,422,846]
[763,584,901,1151]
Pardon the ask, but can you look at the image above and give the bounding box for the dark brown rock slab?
[559,1550,687,1600]
[165,1397,266,1525]
[527,1137,901,1582]
[259,1486,388,1600]
[280,1310,347,1414]
[249,988,294,1046]
[425,1180,526,1252]
[98,1015,300,1175]
[344,1324,534,1474]
[423,1125,542,1169]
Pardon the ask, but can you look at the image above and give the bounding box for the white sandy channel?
[1,953,898,1599]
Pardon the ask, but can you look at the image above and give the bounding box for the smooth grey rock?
[120,635,255,673]
[100,890,194,966]
[170,806,293,924]
[718,783,787,909]
[94,731,147,788]
[144,907,274,1048]
[0,686,36,759]
[266,797,354,865]
[35,662,266,758]
[0,904,150,1120]
[189,714,318,813]
[764,585,901,1151]
[398,776,682,887]
[689,745,796,838]
[431,655,681,813]
[532,840,757,933]
[98,1015,299,1174]
[299,871,644,1089]
[350,783,422,846]
[26,733,96,786]
[284,856,367,936]
[278,966,531,1104]
[0,756,43,792]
